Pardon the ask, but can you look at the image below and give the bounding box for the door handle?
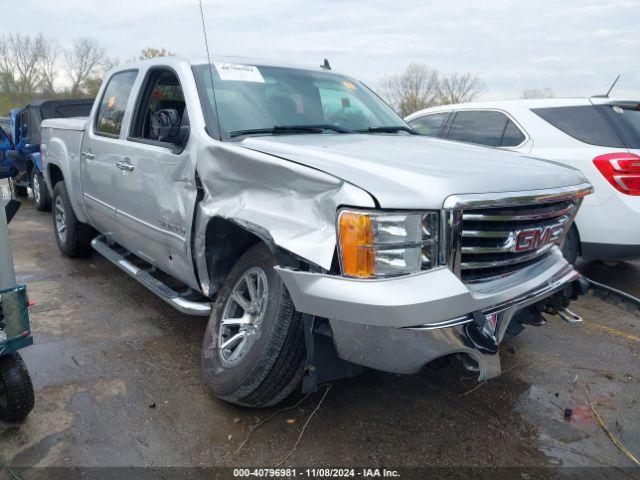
[81,151,95,160]
[116,159,134,172]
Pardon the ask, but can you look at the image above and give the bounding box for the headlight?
[337,209,439,278]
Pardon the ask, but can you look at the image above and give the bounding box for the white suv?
[406,99,640,263]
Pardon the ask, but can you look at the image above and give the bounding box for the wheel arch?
[203,216,319,296]
[47,163,64,191]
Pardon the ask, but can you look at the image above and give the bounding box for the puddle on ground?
[516,384,625,468]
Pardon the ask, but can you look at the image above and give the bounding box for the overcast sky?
[7,0,640,99]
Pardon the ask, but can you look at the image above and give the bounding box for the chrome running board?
[91,235,211,316]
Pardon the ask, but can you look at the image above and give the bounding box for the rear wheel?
[31,169,51,212]
[52,181,94,257]
[8,178,27,198]
[202,243,306,407]
[0,353,35,423]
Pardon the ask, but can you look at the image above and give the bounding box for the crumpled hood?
[240,134,588,209]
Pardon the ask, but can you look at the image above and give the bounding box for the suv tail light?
[593,152,640,196]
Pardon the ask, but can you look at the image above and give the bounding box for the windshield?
[193,63,406,140]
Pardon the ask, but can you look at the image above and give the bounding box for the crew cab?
[41,57,592,407]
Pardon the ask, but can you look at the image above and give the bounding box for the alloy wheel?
[33,173,41,204]
[218,267,269,366]
[54,196,67,243]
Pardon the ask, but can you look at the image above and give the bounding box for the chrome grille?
[460,199,577,283]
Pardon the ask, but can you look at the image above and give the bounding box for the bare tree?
[521,88,554,99]
[380,63,439,117]
[80,56,119,98]
[380,64,485,116]
[0,33,47,97]
[435,72,485,105]
[139,47,176,60]
[39,39,59,95]
[65,38,106,95]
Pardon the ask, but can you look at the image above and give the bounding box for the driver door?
[113,67,197,286]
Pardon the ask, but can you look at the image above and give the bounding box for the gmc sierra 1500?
[40,57,592,407]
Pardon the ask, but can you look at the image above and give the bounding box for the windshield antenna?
[321,58,331,70]
[593,74,621,98]
[198,0,222,136]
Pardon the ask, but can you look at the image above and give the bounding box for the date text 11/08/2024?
[232,468,401,478]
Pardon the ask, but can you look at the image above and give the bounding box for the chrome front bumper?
[276,248,583,380]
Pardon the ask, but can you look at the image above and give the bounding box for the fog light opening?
[426,355,452,370]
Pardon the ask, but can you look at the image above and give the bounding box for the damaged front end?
[276,184,593,386]
[191,135,593,387]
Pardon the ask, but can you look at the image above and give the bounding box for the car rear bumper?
[276,248,584,380]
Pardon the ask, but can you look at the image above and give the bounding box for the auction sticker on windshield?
[214,63,265,83]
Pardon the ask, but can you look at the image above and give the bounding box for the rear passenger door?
[445,110,529,151]
[81,69,139,235]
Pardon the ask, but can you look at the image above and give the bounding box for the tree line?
[0,33,553,119]
[0,33,175,116]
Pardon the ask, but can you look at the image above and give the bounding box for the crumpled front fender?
[193,142,374,295]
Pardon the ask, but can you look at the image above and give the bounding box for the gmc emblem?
[514,224,564,252]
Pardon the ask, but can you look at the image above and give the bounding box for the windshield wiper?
[356,125,419,135]
[230,124,352,138]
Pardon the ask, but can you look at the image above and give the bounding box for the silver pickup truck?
[40,57,592,407]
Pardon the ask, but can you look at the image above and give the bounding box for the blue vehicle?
[0,117,12,157]
[8,99,93,211]
[0,151,34,423]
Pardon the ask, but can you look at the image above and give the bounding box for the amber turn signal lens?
[339,212,375,278]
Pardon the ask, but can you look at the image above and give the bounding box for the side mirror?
[5,150,21,164]
[0,150,19,179]
[0,151,6,175]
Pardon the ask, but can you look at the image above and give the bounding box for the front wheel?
[52,181,94,257]
[0,353,35,423]
[31,169,51,212]
[202,243,306,408]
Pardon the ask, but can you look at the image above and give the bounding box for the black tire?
[561,224,580,265]
[31,169,51,212]
[52,181,94,258]
[0,353,35,423]
[8,178,28,198]
[202,243,306,408]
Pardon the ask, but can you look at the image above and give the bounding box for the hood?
[239,134,587,209]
